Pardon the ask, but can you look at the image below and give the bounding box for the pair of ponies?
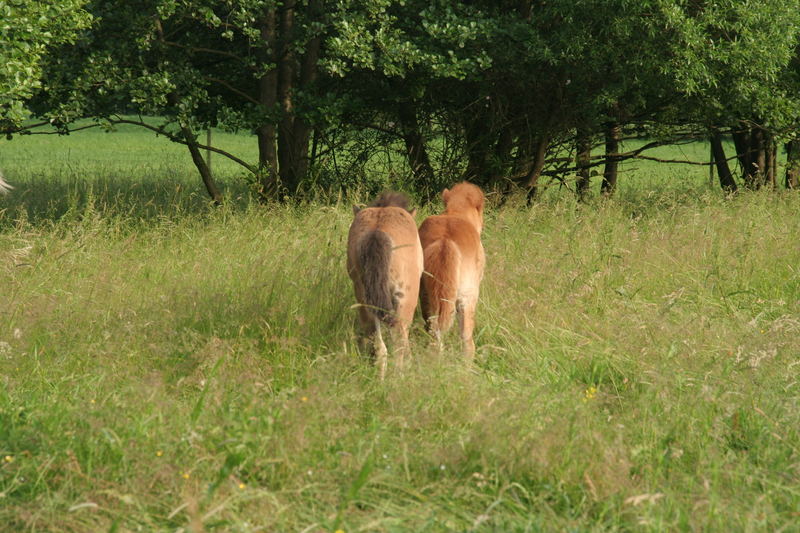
[347,182,485,379]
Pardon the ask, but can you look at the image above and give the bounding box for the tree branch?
[161,39,246,63]
[110,116,257,174]
[204,76,261,105]
[21,123,104,135]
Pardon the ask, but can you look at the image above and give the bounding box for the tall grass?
[1,129,799,531]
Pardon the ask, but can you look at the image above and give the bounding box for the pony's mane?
[369,191,412,211]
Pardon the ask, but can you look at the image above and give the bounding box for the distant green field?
[0,118,745,221]
[0,119,260,222]
[2,124,798,531]
[1,118,258,179]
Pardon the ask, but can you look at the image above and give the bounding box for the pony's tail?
[358,230,396,326]
[422,239,460,332]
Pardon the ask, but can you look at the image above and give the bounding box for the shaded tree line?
[4,0,800,201]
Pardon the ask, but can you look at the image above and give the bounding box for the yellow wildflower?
[583,386,597,403]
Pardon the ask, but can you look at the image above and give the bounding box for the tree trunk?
[157,26,223,204]
[398,101,435,190]
[600,122,621,196]
[206,129,212,173]
[517,0,532,19]
[491,127,514,185]
[286,0,322,190]
[764,132,776,190]
[752,127,766,189]
[525,135,549,202]
[461,103,492,185]
[575,130,591,200]
[708,139,715,188]
[710,131,738,193]
[257,7,279,196]
[276,1,297,193]
[264,0,324,195]
[786,140,800,189]
[511,129,533,180]
[181,123,222,205]
[731,125,754,188]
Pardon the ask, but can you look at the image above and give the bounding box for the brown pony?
[347,192,423,378]
[418,182,485,360]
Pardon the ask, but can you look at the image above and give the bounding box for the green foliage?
[0,0,91,129]
[325,0,492,78]
[8,0,800,194]
[654,0,800,128]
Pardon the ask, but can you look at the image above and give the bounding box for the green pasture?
[1,127,799,531]
[0,117,728,219]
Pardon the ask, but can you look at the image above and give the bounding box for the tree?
[24,0,800,202]
[658,0,800,190]
[35,0,335,200]
[0,0,91,131]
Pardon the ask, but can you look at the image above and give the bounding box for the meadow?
[1,125,799,532]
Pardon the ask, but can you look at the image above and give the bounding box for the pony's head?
[370,191,413,210]
[442,182,484,232]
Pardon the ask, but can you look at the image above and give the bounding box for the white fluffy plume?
[0,170,12,194]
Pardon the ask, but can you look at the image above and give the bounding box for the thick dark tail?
[358,230,396,326]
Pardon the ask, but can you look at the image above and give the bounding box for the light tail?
[422,240,460,333]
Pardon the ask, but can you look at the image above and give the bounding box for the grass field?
[1,126,799,531]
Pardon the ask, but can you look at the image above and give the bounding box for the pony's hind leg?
[456,293,478,362]
[393,282,420,369]
[373,317,389,380]
[426,318,443,353]
[355,305,376,356]
[420,283,444,352]
[389,322,411,372]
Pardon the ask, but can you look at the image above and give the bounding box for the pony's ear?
[352,205,362,215]
[408,208,417,218]
[441,188,450,203]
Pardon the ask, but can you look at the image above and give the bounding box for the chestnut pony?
[347,192,423,379]
[418,182,485,360]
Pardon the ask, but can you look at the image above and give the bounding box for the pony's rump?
[357,230,396,326]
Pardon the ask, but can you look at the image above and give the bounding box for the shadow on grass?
[0,172,254,227]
